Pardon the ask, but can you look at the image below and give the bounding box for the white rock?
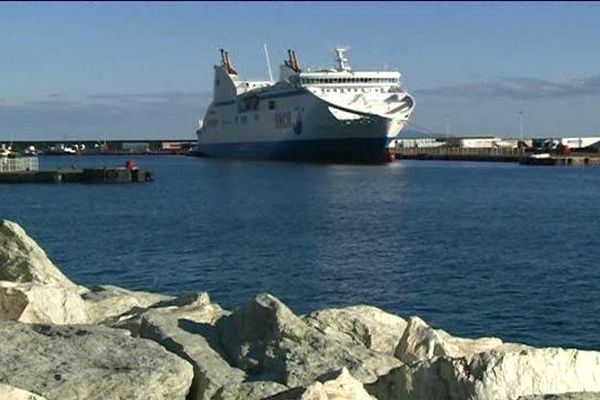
[303,369,374,400]
[368,346,600,400]
[0,281,89,324]
[268,369,375,400]
[82,284,174,323]
[0,383,47,400]
[518,393,600,400]
[111,291,247,400]
[109,291,214,334]
[304,305,407,355]
[214,381,289,400]
[0,220,86,293]
[0,321,193,400]
[219,293,402,388]
[299,383,329,400]
[394,316,507,364]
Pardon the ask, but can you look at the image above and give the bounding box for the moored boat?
[195,47,415,163]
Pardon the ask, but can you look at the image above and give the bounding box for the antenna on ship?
[263,43,274,82]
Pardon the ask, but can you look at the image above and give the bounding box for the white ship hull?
[195,48,414,163]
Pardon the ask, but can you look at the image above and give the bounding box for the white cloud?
[0,91,212,140]
[418,75,600,100]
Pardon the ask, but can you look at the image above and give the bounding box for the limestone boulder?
[394,316,509,364]
[304,305,407,355]
[110,291,246,400]
[215,381,289,400]
[0,281,89,324]
[109,291,215,334]
[0,321,193,400]
[218,293,402,388]
[518,394,600,400]
[368,346,600,400]
[0,220,86,293]
[300,368,374,400]
[0,383,47,400]
[267,369,374,400]
[82,284,174,323]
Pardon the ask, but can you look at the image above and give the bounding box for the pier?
[0,168,153,184]
[519,155,600,166]
[393,136,600,166]
[395,146,521,163]
[0,157,153,184]
[0,139,196,156]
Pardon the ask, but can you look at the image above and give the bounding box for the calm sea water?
[1,155,599,349]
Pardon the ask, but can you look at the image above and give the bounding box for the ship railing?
[0,156,39,173]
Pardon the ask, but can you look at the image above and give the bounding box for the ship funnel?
[285,49,301,73]
[334,47,351,72]
[219,48,238,75]
[220,49,226,67]
[291,50,301,72]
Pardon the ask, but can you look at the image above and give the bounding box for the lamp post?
[518,110,524,154]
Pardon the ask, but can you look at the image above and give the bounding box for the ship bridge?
[284,50,413,121]
[290,47,402,91]
[292,71,402,94]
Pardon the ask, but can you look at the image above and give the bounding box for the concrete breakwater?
[3,139,196,156]
[1,219,599,400]
[0,167,154,184]
[395,147,600,166]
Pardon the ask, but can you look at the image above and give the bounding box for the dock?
[0,157,153,184]
[394,146,600,166]
[395,147,522,163]
[397,153,520,163]
[519,155,600,166]
[0,168,153,184]
[2,139,196,156]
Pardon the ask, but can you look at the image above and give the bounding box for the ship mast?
[264,44,274,82]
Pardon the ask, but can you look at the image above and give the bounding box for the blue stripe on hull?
[195,138,391,163]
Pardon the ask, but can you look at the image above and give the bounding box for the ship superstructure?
[196,47,415,162]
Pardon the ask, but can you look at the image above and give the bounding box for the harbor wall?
[1,139,196,155]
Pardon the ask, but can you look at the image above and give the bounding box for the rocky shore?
[1,218,599,400]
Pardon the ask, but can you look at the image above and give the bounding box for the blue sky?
[1,1,600,140]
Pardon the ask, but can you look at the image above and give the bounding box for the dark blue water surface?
[2,155,599,349]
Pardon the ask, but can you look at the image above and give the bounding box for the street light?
[517,110,524,154]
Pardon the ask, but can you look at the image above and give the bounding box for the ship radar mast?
[334,47,351,72]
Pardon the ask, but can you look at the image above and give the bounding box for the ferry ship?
[195,47,415,163]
